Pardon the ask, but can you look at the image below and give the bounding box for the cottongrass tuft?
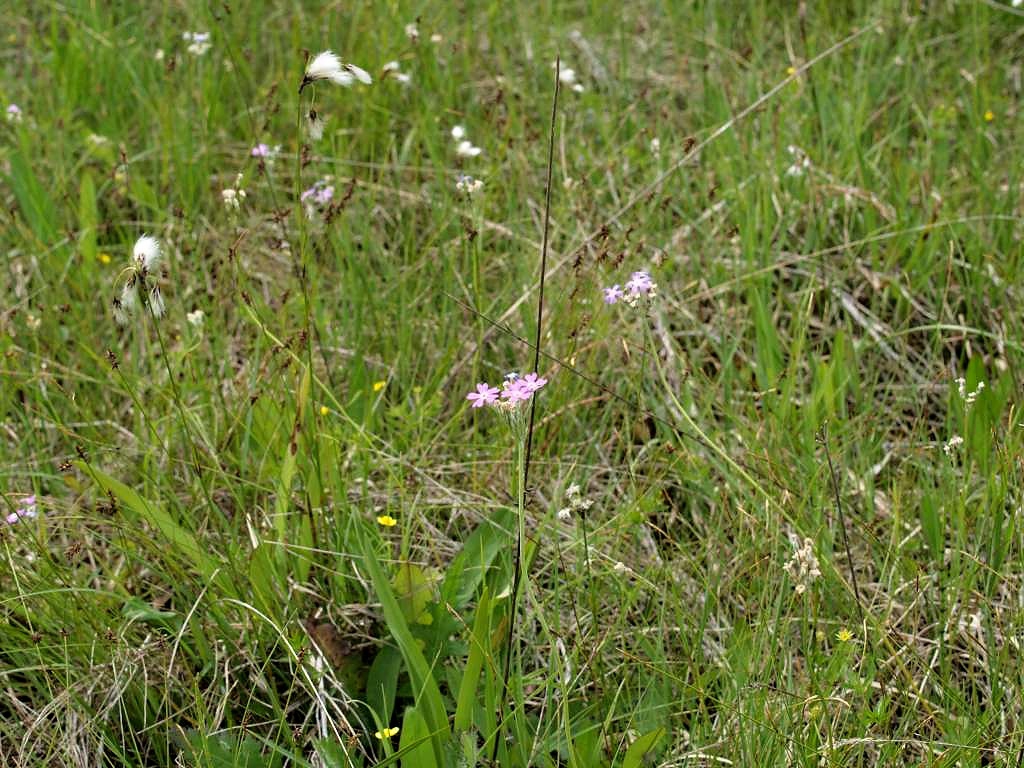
[113,235,165,325]
[306,109,326,141]
[300,51,372,92]
[382,61,411,85]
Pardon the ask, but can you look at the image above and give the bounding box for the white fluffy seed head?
[451,125,466,140]
[344,63,372,85]
[133,235,161,271]
[305,51,344,82]
[147,286,165,319]
[456,140,481,158]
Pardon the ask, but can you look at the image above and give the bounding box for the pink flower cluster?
[5,495,37,525]
[604,270,656,305]
[466,372,547,408]
[301,179,334,206]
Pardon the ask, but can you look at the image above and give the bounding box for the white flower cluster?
[455,174,483,195]
[943,434,964,456]
[783,535,821,595]
[956,377,984,410]
[182,32,211,56]
[557,483,593,521]
[557,64,585,93]
[221,173,246,210]
[451,125,482,158]
[785,144,811,177]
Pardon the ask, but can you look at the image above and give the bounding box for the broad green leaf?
[360,537,450,764]
[393,561,432,624]
[367,644,402,726]
[399,706,437,768]
[454,587,490,732]
[620,727,665,768]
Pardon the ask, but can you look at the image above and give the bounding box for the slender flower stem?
[145,294,219,519]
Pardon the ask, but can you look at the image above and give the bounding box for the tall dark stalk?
[491,56,560,766]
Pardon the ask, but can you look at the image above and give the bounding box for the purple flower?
[251,143,270,157]
[603,285,624,304]
[6,104,22,123]
[626,270,655,296]
[5,495,37,525]
[519,372,547,393]
[466,383,500,408]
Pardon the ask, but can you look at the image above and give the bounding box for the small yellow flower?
[786,65,796,76]
[319,405,329,416]
[373,380,387,392]
[984,109,995,122]
[374,726,399,739]
[836,627,854,643]
[98,252,112,264]
[376,514,397,527]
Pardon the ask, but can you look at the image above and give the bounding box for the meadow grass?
[2,0,1024,765]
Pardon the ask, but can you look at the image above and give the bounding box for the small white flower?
[613,561,630,574]
[187,309,205,327]
[451,125,466,141]
[383,61,400,72]
[558,67,577,84]
[154,49,165,62]
[456,140,482,158]
[133,235,162,272]
[405,22,420,41]
[566,483,581,498]
[650,137,661,156]
[557,508,572,521]
[430,33,443,44]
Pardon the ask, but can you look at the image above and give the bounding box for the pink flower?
[466,383,500,408]
[6,495,37,525]
[603,285,624,304]
[251,143,270,157]
[302,180,335,206]
[519,372,547,393]
[500,379,533,403]
[626,270,654,296]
